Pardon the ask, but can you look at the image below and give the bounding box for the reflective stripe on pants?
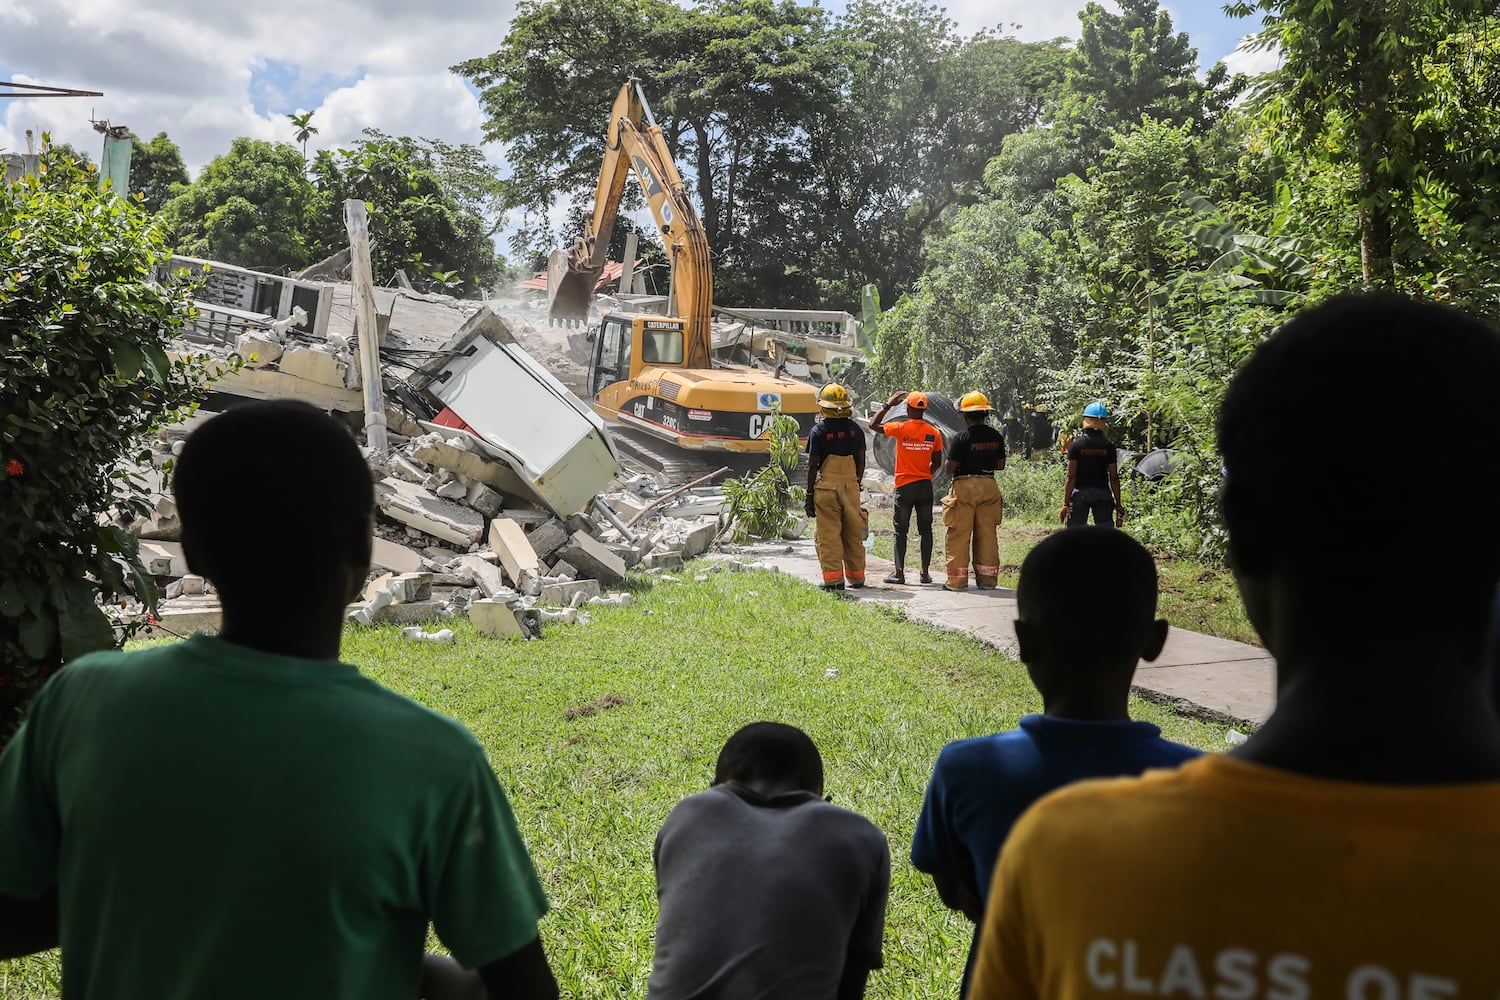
[814,454,867,584]
[942,476,1002,588]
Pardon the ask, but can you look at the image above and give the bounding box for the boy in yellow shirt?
[971,293,1500,999]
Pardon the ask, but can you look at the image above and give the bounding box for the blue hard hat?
[1083,401,1109,419]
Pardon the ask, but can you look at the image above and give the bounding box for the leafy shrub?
[1126,452,1228,564]
[997,454,1066,522]
[0,140,212,743]
[722,409,804,541]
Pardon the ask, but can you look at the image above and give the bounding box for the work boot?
[883,570,906,585]
[919,569,933,584]
[822,582,846,592]
[848,581,866,589]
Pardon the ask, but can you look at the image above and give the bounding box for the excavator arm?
[548,78,713,370]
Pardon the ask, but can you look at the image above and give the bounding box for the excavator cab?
[590,314,686,398]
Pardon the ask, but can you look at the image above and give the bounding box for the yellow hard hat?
[817,382,853,417]
[958,391,993,413]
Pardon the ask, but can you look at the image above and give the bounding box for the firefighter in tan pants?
[804,383,868,591]
[942,392,1006,591]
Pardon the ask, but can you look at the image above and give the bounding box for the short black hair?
[173,401,374,599]
[714,722,823,791]
[1219,293,1500,611]
[1017,527,1158,663]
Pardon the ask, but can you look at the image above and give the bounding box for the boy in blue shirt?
[911,527,1199,996]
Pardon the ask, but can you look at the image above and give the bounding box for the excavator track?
[613,427,808,487]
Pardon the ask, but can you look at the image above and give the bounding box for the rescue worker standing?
[1062,401,1125,527]
[942,392,1006,591]
[870,390,944,585]
[805,383,868,591]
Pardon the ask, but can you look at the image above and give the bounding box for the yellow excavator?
[547,78,817,454]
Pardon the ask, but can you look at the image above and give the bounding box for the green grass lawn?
[858,505,1260,647]
[1,566,1234,999]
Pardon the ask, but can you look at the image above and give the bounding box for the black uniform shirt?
[808,417,865,461]
[947,423,1006,476]
[1067,428,1119,489]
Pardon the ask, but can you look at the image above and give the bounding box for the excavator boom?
[548,79,712,369]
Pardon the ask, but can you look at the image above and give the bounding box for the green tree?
[0,143,213,742]
[159,138,314,272]
[287,110,319,160]
[127,131,190,213]
[807,2,1067,304]
[1227,0,1497,286]
[304,130,501,293]
[456,0,1064,307]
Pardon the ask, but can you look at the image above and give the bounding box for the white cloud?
[0,0,516,173]
[940,0,1103,39]
[1223,34,1282,77]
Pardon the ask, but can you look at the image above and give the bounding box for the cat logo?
[748,414,774,438]
[756,392,781,412]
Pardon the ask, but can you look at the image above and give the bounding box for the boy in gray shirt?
[647,723,890,1000]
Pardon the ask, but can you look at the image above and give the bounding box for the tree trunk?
[691,120,720,252]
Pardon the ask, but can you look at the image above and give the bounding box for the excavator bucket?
[546,249,601,327]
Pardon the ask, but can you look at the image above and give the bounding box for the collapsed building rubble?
[109,255,753,642]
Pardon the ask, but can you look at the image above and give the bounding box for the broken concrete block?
[465,482,505,519]
[558,530,627,585]
[389,572,433,603]
[401,627,455,644]
[363,573,394,602]
[371,537,425,574]
[548,559,577,581]
[163,579,185,600]
[589,592,636,608]
[138,540,190,578]
[536,608,579,625]
[457,555,507,599]
[605,542,640,569]
[375,478,485,547]
[180,574,207,595]
[669,518,720,559]
[234,334,283,368]
[348,588,394,626]
[436,480,468,501]
[411,435,520,493]
[566,513,600,538]
[525,518,570,563]
[130,496,181,541]
[383,454,430,485]
[517,568,544,597]
[489,517,541,586]
[370,600,445,626]
[279,346,349,388]
[469,598,525,639]
[642,549,684,571]
[540,578,600,606]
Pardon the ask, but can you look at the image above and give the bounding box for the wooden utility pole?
[344,199,389,453]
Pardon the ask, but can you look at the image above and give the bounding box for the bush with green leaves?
[997,454,1067,522]
[722,409,805,541]
[0,141,212,744]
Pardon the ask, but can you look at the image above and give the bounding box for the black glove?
[805,500,817,518]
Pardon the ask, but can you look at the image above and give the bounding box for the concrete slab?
[372,537,425,574]
[751,538,1275,726]
[490,517,542,585]
[375,478,485,547]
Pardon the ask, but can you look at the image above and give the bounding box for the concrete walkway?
[742,539,1276,727]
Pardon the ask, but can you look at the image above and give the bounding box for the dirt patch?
[564,692,633,721]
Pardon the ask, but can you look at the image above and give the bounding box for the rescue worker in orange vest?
[870,390,945,585]
[941,392,1006,591]
[805,383,868,591]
